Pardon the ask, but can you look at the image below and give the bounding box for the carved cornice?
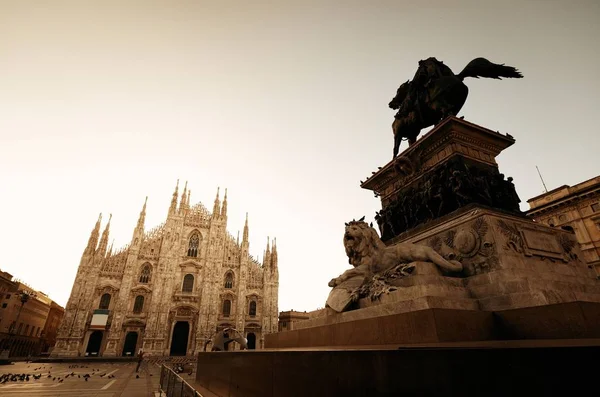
[131,285,152,293]
[362,117,513,193]
[179,259,203,270]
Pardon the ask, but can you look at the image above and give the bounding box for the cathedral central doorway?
[170,321,189,356]
[122,331,138,356]
[247,333,256,350]
[86,331,103,356]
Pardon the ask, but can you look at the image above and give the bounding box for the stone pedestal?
[266,117,600,349]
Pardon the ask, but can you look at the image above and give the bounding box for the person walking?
[135,349,144,373]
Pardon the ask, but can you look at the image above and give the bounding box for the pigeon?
[59,379,64,383]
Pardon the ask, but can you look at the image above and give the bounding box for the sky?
[0,0,599,312]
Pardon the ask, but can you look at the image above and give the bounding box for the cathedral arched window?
[249,301,257,316]
[182,274,194,293]
[224,272,233,289]
[99,293,111,310]
[133,295,144,313]
[187,232,200,257]
[139,264,151,284]
[222,299,231,317]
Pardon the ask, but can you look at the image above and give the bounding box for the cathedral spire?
[221,188,228,217]
[108,239,114,257]
[85,213,102,255]
[186,189,191,208]
[212,187,221,217]
[179,181,188,213]
[271,237,278,271]
[264,236,271,268]
[169,179,179,215]
[242,212,249,244]
[97,214,112,256]
[137,196,147,230]
[237,230,240,246]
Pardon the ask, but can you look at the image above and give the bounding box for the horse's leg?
[393,133,402,158]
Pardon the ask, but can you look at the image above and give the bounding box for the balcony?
[172,292,199,303]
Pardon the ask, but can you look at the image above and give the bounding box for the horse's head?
[389,80,409,110]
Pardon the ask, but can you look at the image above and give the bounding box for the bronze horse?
[389,57,523,158]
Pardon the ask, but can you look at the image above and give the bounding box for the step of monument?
[295,295,480,329]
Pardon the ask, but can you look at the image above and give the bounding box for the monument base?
[265,301,600,349]
[196,339,600,397]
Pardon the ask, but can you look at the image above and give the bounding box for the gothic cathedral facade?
[52,182,279,357]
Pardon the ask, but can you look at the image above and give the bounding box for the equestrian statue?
[389,57,523,158]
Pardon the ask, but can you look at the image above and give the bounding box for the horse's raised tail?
[457,57,523,80]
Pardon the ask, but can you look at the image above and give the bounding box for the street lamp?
[0,289,37,359]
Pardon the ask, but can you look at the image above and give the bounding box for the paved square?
[0,361,162,397]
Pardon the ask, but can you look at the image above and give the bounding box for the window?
[561,225,574,233]
[249,301,257,316]
[222,299,231,317]
[188,232,200,257]
[592,203,600,212]
[99,293,111,310]
[139,264,151,284]
[182,274,194,293]
[1,303,6,309]
[224,273,233,289]
[133,295,145,313]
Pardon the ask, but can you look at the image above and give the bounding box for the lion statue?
[326,218,462,312]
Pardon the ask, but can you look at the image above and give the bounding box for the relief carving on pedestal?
[429,217,498,276]
[496,219,575,263]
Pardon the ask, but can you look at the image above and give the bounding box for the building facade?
[52,183,279,357]
[41,301,65,354]
[0,276,64,358]
[278,310,310,332]
[527,175,600,276]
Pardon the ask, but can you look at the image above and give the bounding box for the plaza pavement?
[0,360,166,397]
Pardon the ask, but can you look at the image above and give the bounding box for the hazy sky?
[1,1,598,312]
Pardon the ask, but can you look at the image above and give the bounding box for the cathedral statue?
[389,57,523,158]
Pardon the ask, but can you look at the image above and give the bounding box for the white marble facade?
[52,182,278,357]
